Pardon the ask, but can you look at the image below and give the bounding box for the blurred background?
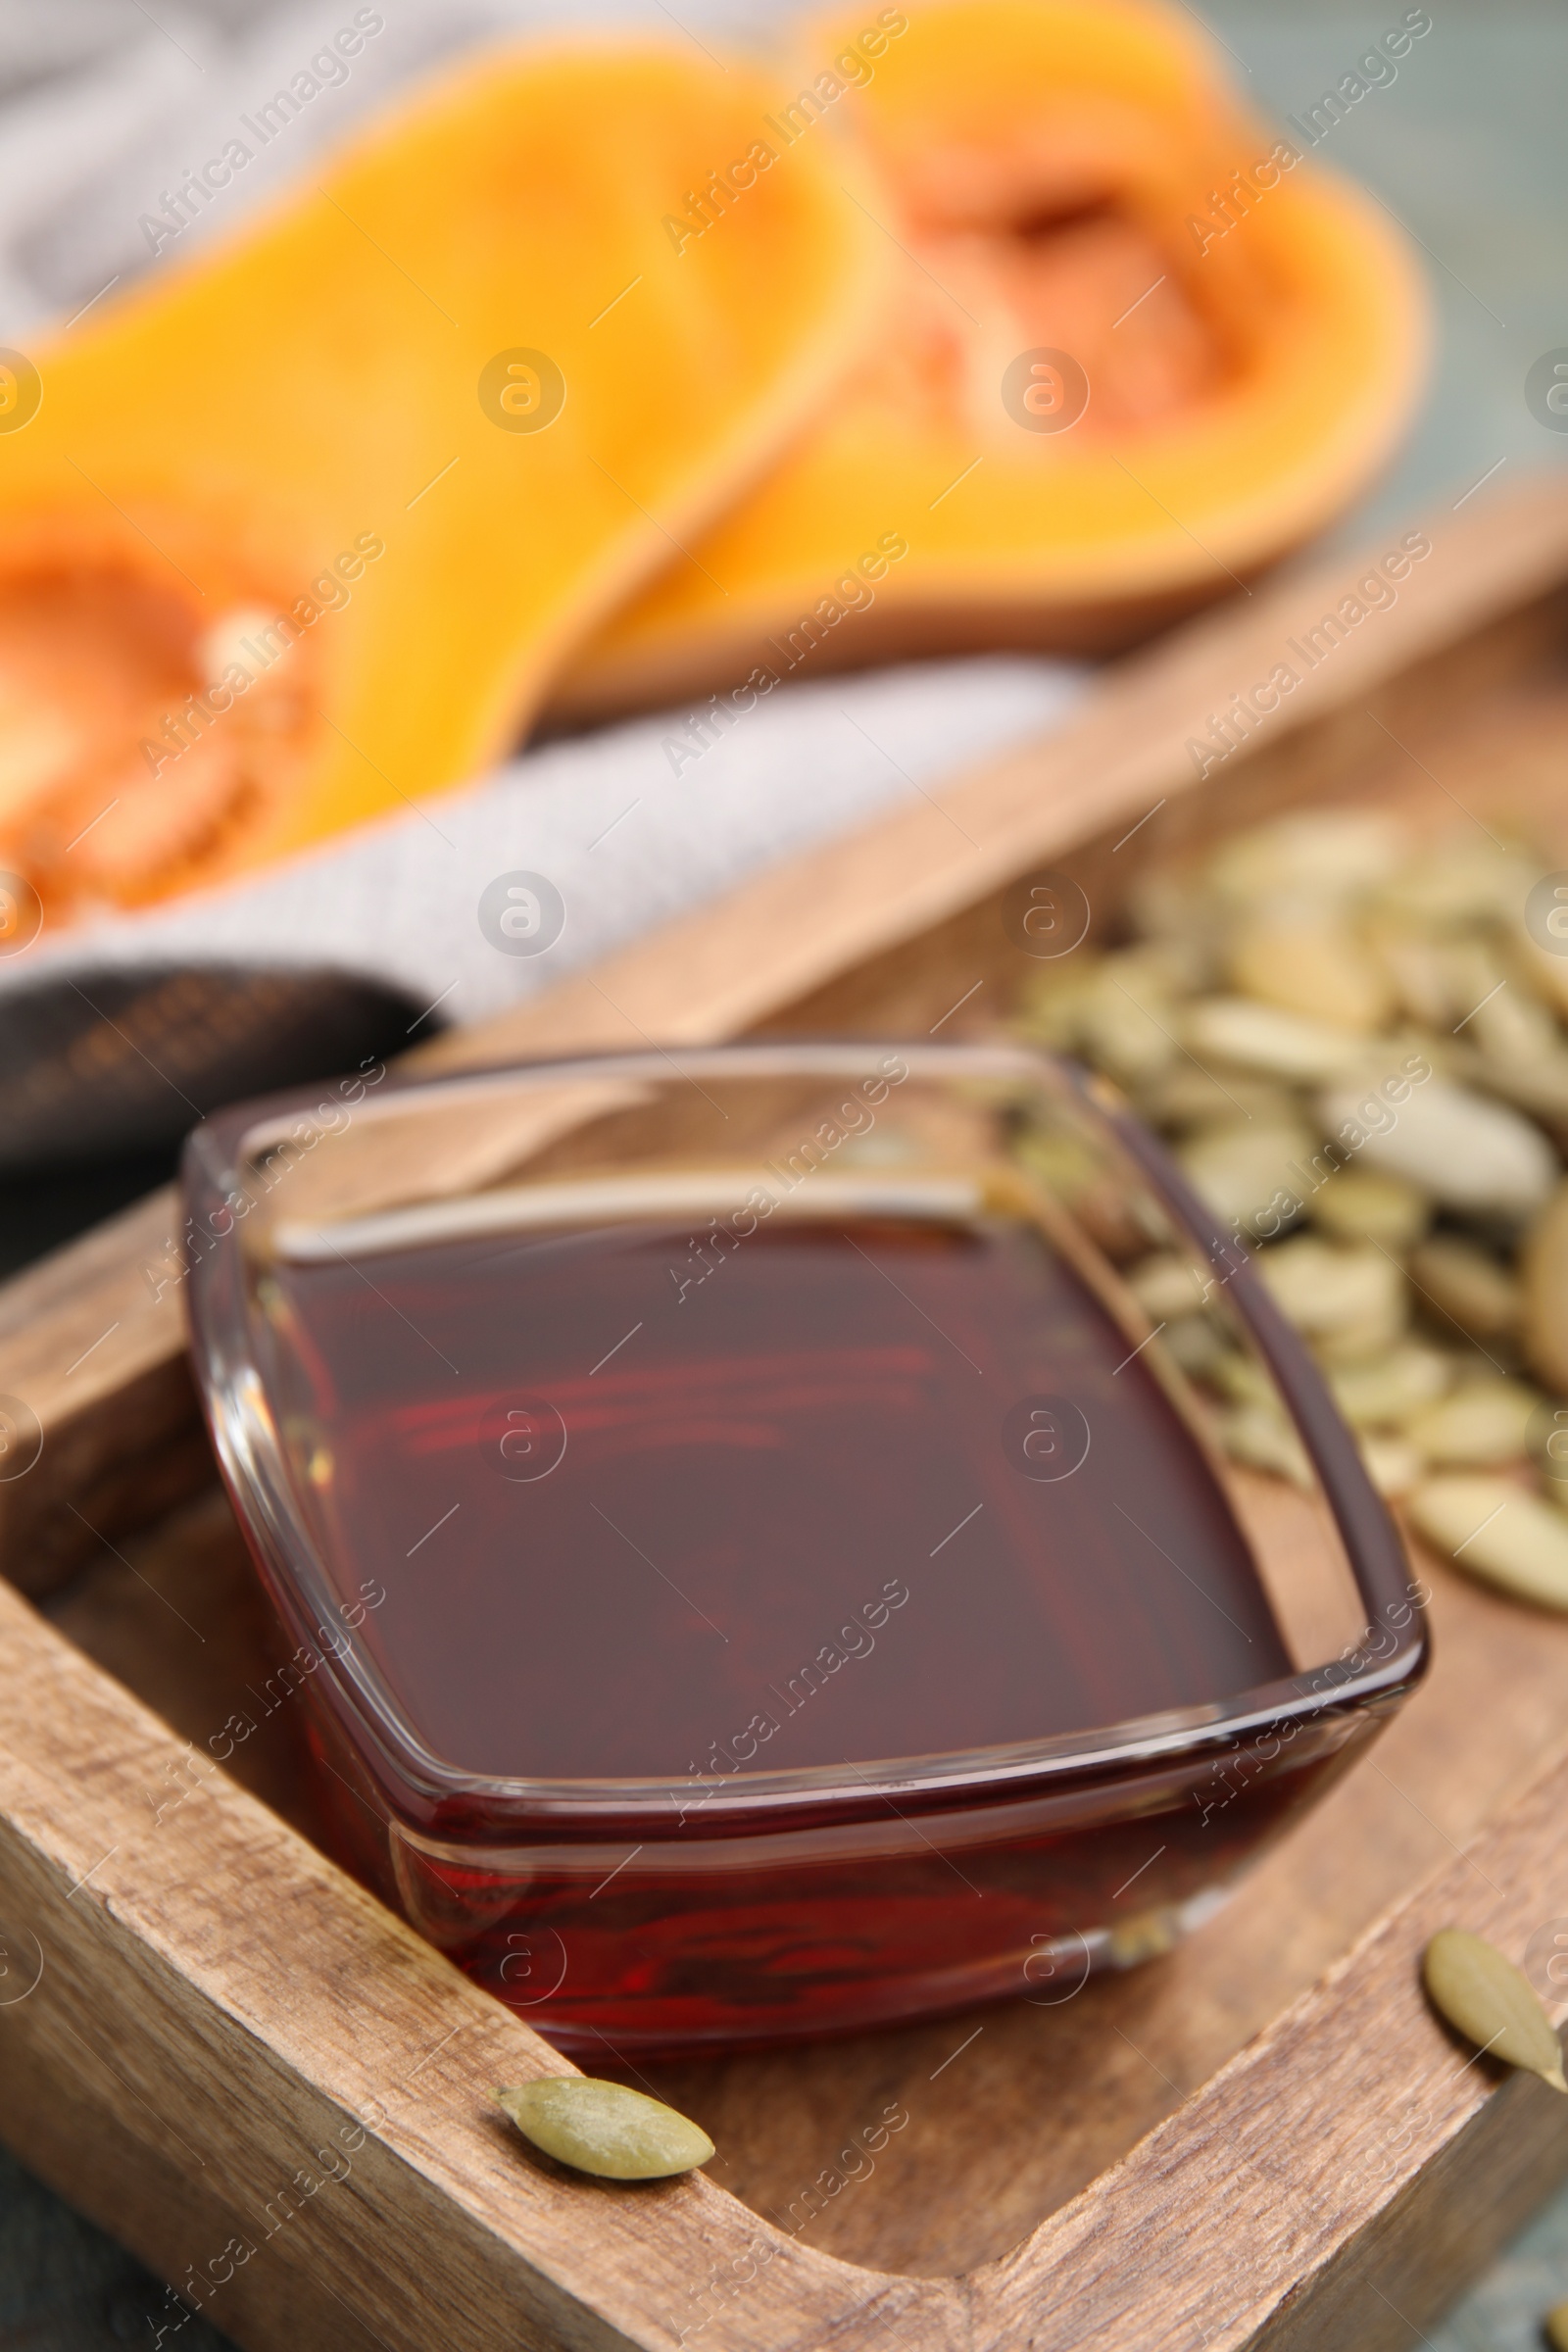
[0,1,1564,2341]
[1,0,1564,1285]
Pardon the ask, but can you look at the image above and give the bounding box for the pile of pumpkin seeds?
[1013,809,1568,1609]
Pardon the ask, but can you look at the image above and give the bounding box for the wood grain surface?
[5,1493,1568,2352]
[3,476,1568,2350]
[57,1475,1568,2287]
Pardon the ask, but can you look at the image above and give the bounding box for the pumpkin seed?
[1329,1343,1453,1430]
[1175,1118,1318,1232]
[1185,997,1370,1083]
[1227,916,1394,1034]
[1010,1127,1145,1258]
[1206,811,1407,905]
[1517,928,1568,1022]
[1359,1434,1422,1497]
[1255,1236,1406,1346]
[1126,1252,1208,1323]
[1369,922,1467,1029]
[1421,1928,1567,2090]
[1308,1166,1430,1250]
[1133,1066,1299,1132]
[1533,1401,1568,1504]
[1313,1309,1414,1370]
[1117,939,1210,997]
[1162,1313,1229,1379]
[1012,959,1102,1051]
[1077,983,1178,1087]
[1407,1235,1521,1342]
[1122,865,1208,952]
[1208,1351,1275,1408]
[1395,936,1502,1036]
[1318,1077,1557,1218]
[1464,1046,1568,1130]
[496,2078,715,2179]
[1016,946,1198,1071]
[1405,1381,1542,1468]
[1375,838,1540,929]
[1466,971,1561,1071]
[1523,1185,1568,1396]
[1405,1475,1568,1610]
[1218,1401,1313,1491]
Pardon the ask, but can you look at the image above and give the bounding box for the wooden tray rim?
[3,475,1568,2351]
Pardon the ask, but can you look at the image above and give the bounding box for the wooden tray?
[5,477,1568,2352]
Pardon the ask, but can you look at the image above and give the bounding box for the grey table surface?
[2,0,1567,2344]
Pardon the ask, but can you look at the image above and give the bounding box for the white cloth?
[0,0,1087,1031]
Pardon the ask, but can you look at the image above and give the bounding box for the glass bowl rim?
[180,1037,1429,1828]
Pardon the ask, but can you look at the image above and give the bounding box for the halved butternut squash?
[553,0,1428,719]
[0,38,882,921]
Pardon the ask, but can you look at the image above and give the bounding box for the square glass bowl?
[182,1042,1427,2053]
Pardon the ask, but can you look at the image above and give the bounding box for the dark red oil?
[259,1210,1355,2050]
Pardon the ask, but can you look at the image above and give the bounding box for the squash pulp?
[0,39,883,919]
[554,0,1428,719]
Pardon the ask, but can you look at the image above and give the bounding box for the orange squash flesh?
[553,0,1428,719]
[0,40,882,921]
